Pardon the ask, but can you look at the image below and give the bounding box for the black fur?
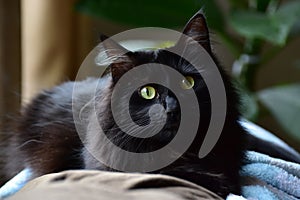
[1,12,247,198]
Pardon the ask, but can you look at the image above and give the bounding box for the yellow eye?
[181,76,194,89]
[140,86,156,100]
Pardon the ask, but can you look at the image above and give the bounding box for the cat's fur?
[1,12,246,197]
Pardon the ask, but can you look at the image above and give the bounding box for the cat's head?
[93,12,219,154]
[82,10,245,174]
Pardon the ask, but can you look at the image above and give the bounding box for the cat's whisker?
[17,139,45,149]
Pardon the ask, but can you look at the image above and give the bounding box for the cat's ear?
[178,11,211,52]
[100,35,135,82]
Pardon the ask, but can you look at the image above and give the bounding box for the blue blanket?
[240,151,300,200]
[238,120,300,200]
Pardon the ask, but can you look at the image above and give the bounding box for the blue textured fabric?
[242,185,279,200]
[240,151,300,200]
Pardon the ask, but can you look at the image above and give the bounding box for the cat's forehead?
[132,49,198,75]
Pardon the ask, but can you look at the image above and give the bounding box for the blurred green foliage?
[76,0,300,144]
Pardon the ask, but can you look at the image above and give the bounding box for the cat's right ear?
[176,11,212,53]
[100,35,135,83]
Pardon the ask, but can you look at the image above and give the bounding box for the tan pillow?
[8,170,223,200]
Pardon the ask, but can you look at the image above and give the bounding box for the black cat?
[1,11,247,198]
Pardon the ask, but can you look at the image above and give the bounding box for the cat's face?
[97,12,212,153]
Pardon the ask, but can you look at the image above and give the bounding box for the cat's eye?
[140,86,156,100]
[181,76,194,90]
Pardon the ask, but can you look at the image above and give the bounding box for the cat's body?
[1,12,247,198]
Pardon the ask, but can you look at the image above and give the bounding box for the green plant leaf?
[75,0,199,27]
[200,0,225,32]
[257,0,272,12]
[75,0,224,30]
[229,1,300,46]
[229,0,248,9]
[229,10,284,45]
[276,1,300,38]
[258,84,300,142]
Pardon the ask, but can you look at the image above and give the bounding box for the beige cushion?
[8,170,223,200]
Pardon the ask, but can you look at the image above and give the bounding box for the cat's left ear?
[100,35,135,82]
[178,11,212,53]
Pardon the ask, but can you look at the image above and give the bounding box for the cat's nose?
[165,96,178,113]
